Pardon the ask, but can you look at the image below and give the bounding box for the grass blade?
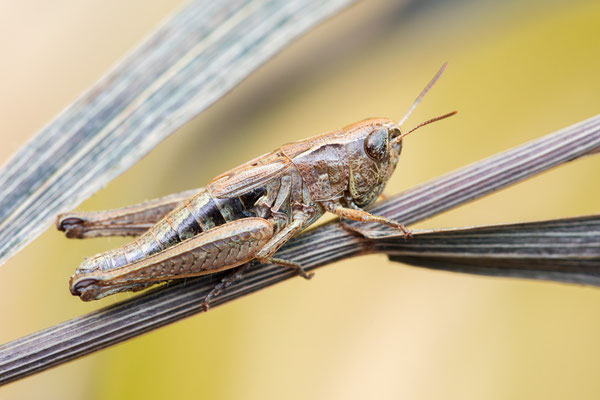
[0,0,356,267]
[378,215,600,285]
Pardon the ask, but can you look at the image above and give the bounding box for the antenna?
[393,111,457,143]
[398,62,447,127]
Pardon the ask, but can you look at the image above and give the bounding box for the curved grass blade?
[0,0,356,267]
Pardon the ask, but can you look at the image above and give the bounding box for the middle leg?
[255,205,316,279]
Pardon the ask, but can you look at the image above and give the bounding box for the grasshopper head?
[343,119,403,207]
[343,63,457,208]
[344,110,456,208]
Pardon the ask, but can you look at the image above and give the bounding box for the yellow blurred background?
[1,0,600,399]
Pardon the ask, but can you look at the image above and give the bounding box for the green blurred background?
[1,0,600,398]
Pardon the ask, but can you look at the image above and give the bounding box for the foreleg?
[322,201,412,238]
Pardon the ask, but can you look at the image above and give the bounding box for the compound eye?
[364,128,389,161]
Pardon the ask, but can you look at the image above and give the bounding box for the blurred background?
[1,0,600,398]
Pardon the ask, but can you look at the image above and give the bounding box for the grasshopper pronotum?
[58,64,456,304]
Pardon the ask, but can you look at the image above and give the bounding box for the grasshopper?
[57,64,456,304]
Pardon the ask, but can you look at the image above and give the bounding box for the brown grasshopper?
[57,64,456,304]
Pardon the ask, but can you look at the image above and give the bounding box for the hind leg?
[57,188,201,238]
[71,217,275,301]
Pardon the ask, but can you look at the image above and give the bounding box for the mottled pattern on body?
[68,116,412,301]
